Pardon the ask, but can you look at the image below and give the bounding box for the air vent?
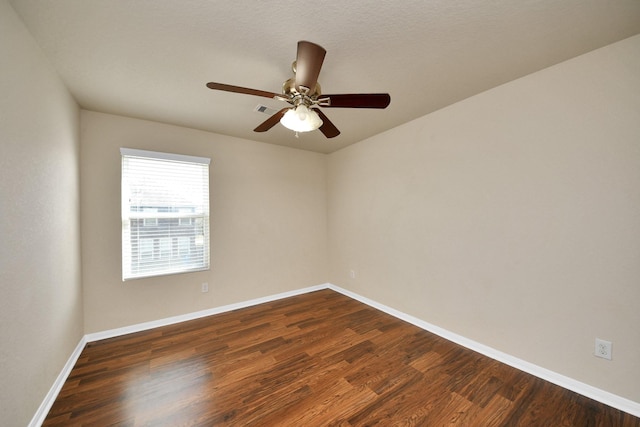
[254,104,278,115]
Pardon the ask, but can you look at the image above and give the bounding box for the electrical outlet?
[349,270,356,279]
[595,338,612,360]
[201,282,209,293]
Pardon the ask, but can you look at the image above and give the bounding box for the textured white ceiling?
[10,0,640,153]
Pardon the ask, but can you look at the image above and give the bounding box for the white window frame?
[121,148,211,280]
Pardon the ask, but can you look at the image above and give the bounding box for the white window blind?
[121,148,210,280]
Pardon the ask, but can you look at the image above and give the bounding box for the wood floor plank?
[43,289,640,426]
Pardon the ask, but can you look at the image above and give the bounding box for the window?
[143,218,158,227]
[121,148,210,280]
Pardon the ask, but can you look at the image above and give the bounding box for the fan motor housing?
[283,77,321,99]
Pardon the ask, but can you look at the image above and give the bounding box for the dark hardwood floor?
[44,289,639,426]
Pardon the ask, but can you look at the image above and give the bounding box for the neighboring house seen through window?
[121,148,210,280]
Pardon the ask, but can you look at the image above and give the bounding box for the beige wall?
[80,111,328,333]
[0,1,83,425]
[327,35,640,402]
[3,1,638,420]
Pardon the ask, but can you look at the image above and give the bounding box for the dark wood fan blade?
[319,93,391,109]
[206,82,282,99]
[315,109,340,138]
[295,41,326,94]
[254,108,290,132]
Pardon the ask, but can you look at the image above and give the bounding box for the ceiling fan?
[206,41,391,138]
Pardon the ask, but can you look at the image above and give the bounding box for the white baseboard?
[32,282,640,425]
[29,335,88,427]
[31,284,326,426]
[85,284,328,343]
[326,283,640,418]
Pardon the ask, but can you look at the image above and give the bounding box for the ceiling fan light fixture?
[207,40,389,139]
[280,105,323,132]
